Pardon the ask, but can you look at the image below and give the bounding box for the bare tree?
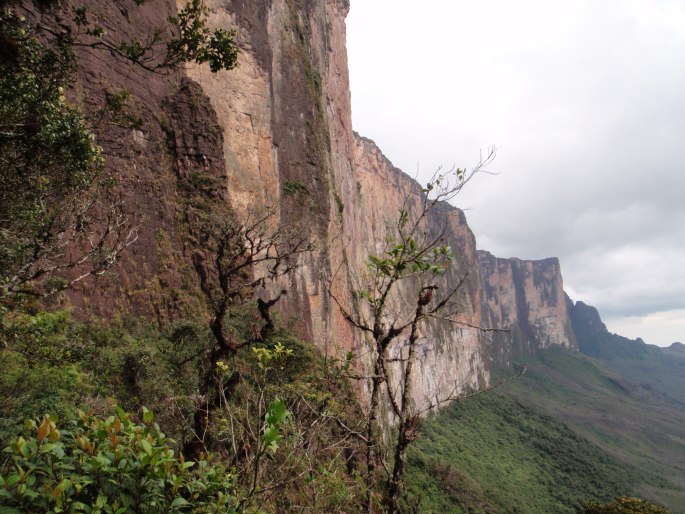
[181,203,313,457]
[330,148,498,513]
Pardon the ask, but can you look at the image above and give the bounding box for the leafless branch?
[416,366,528,417]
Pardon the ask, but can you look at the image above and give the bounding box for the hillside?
[406,305,685,513]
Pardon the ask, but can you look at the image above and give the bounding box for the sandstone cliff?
[19,0,579,414]
[478,251,577,368]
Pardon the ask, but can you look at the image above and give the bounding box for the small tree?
[179,203,313,457]
[0,8,137,305]
[331,149,497,513]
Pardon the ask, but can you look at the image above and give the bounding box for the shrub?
[0,311,93,448]
[0,409,238,513]
[581,496,671,513]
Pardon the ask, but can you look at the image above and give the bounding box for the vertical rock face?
[570,300,609,339]
[478,251,577,368]
[19,0,578,413]
[182,0,491,411]
[351,136,487,411]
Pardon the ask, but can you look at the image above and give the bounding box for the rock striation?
[478,252,577,368]
[18,0,579,414]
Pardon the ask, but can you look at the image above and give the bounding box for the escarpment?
[478,251,578,368]
[23,0,579,413]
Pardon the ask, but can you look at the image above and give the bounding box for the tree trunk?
[387,302,423,513]
[365,352,384,513]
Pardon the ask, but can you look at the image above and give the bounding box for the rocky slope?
[21,0,578,414]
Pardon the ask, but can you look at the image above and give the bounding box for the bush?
[0,311,94,448]
[581,496,671,513]
[0,409,238,513]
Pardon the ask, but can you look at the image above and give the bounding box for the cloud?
[605,309,685,346]
[347,0,685,345]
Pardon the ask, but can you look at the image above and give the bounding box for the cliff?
[478,252,577,368]
[20,0,578,413]
[569,299,650,360]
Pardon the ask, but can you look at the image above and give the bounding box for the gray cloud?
[347,0,685,345]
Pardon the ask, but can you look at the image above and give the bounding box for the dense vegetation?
[404,392,653,513]
[0,309,368,512]
[404,345,685,513]
[2,2,683,513]
[4,312,681,512]
[0,410,238,512]
[506,346,685,511]
[581,497,671,514]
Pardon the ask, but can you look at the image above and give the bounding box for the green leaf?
[263,426,281,454]
[266,398,288,426]
[114,406,126,420]
[171,497,190,508]
[140,439,153,456]
[142,407,154,424]
[39,443,56,454]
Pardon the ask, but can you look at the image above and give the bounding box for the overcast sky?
[346,0,685,347]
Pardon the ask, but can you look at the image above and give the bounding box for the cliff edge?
[18,0,579,411]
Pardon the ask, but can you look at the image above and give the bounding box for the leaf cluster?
[66,2,239,74]
[262,398,289,454]
[0,9,103,289]
[166,1,239,73]
[0,9,136,304]
[0,410,238,513]
[366,239,453,280]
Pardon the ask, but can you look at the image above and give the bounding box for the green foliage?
[408,344,685,513]
[103,89,143,129]
[69,2,238,73]
[166,0,239,72]
[262,398,289,454]
[0,8,107,300]
[366,240,454,279]
[500,347,685,512]
[0,409,238,513]
[581,497,671,514]
[0,311,93,448]
[0,306,365,511]
[282,180,310,196]
[404,393,652,514]
[202,307,365,512]
[0,311,211,450]
[0,310,87,366]
[250,341,294,371]
[572,322,685,410]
